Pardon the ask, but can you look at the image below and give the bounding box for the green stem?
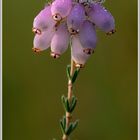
[62,59,75,140]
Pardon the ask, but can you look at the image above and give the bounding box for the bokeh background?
[3,0,137,140]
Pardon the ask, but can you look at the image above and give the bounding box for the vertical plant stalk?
[62,59,75,140]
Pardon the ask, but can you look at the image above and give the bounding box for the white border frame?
[0,0,2,140]
[138,0,139,138]
[0,0,138,140]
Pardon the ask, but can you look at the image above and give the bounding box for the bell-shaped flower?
[88,3,115,34]
[67,3,85,35]
[71,35,91,68]
[33,5,56,34]
[79,20,97,54]
[33,28,55,53]
[51,0,72,21]
[50,23,70,58]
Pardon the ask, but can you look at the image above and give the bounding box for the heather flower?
[87,3,115,34]
[33,5,56,34]
[33,28,55,52]
[71,35,91,68]
[51,0,72,21]
[32,1,116,140]
[79,20,97,54]
[32,0,116,66]
[67,3,85,34]
[50,23,70,58]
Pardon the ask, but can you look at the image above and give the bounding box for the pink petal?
[67,3,85,34]
[71,35,91,67]
[33,28,55,52]
[51,23,70,58]
[79,20,97,54]
[88,3,115,34]
[33,5,56,33]
[51,0,72,20]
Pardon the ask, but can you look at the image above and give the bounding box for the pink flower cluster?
[32,0,115,68]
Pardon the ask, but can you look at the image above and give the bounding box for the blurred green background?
[3,0,137,140]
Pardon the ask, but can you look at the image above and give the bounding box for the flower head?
[32,0,116,67]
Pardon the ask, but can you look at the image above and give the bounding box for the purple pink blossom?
[32,0,116,68]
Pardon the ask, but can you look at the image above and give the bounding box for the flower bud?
[51,0,72,21]
[67,3,85,34]
[71,35,91,67]
[33,5,56,34]
[79,20,97,54]
[51,23,70,58]
[33,28,54,53]
[88,3,115,34]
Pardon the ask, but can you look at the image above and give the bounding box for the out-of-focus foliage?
[3,0,137,140]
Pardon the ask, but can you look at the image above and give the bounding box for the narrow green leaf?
[72,120,79,132]
[70,96,75,109]
[71,96,75,104]
[70,97,77,113]
[61,95,65,105]
[66,98,70,112]
[69,96,76,112]
[60,119,65,134]
[62,116,66,131]
[66,65,71,80]
[72,68,80,84]
[61,95,67,112]
[66,123,73,136]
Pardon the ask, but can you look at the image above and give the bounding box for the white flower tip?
[68,28,79,35]
[32,28,42,35]
[52,14,62,22]
[83,48,94,55]
[74,62,85,68]
[50,52,60,59]
[32,47,42,53]
[106,29,116,35]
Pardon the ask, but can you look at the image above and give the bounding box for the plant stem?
[62,59,76,140]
